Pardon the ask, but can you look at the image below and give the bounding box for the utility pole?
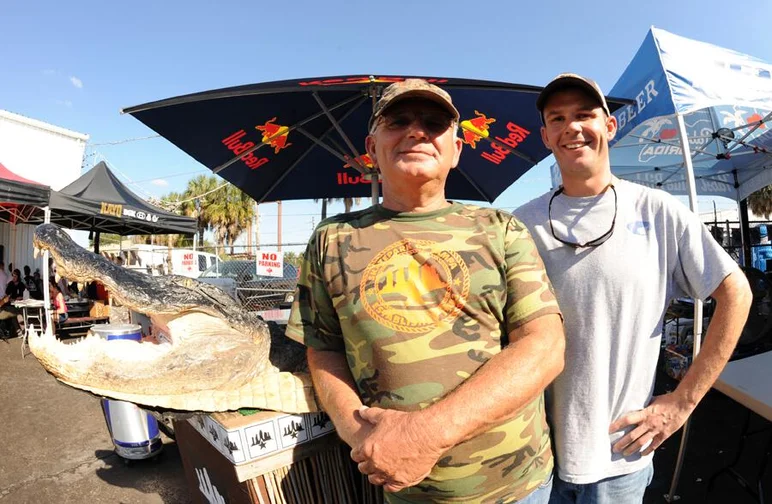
[277,201,283,252]
[255,203,260,255]
[246,213,253,258]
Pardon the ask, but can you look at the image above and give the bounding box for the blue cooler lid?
[90,323,143,341]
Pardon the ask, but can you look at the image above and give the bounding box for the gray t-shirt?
[515,179,738,484]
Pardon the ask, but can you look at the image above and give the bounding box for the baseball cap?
[536,73,611,120]
[369,79,460,131]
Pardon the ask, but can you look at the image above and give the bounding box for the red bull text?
[479,122,531,165]
[222,130,269,170]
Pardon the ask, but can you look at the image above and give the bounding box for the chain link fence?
[197,245,301,312]
[98,244,304,312]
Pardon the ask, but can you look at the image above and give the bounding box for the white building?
[0,110,88,274]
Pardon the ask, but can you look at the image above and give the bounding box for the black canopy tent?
[33,162,197,246]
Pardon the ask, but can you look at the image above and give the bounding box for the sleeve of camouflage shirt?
[285,227,344,351]
[504,215,562,331]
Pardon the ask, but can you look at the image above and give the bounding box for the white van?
[98,244,219,278]
[168,249,219,278]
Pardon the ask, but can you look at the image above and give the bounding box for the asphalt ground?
[0,334,768,503]
[0,336,190,504]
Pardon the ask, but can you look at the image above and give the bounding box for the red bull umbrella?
[123,75,630,204]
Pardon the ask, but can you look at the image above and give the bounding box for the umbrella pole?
[370,79,380,207]
[667,113,704,502]
[371,176,379,206]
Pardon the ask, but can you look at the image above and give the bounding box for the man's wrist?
[414,406,457,452]
[669,386,699,412]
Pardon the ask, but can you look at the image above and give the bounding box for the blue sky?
[3,0,772,250]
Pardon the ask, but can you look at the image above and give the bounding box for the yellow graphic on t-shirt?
[360,239,470,333]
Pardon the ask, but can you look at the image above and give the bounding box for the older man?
[515,73,752,503]
[287,79,565,503]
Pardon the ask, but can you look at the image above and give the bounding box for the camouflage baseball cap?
[536,73,611,121]
[368,79,460,131]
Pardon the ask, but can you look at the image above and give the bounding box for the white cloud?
[69,76,83,89]
[56,100,73,108]
[42,69,57,76]
[150,179,169,187]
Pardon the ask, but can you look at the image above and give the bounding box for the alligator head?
[30,224,317,413]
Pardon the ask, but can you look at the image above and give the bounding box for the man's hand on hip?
[350,406,447,493]
[609,393,693,456]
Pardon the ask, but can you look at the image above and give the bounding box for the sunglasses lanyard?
[548,183,618,249]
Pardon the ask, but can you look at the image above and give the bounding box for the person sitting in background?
[29,271,44,300]
[23,265,40,300]
[69,281,82,298]
[49,280,68,324]
[0,262,8,289]
[56,275,70,300]
[6,269,26,301]
[0,295,22,338]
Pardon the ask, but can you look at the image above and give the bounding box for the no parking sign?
[256,251,283,277]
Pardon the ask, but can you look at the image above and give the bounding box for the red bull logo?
[338,154,380,185]
[256,117,292,154]
[343,154,374,170]
[460,111,496,149]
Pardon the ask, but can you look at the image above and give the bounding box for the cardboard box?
[89,300,110,318]
[187,410,335,468]
[174,416,369,504]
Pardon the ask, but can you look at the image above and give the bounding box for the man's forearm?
[419,313,564,450]
[675,270,752,408]
[306,347,369,448]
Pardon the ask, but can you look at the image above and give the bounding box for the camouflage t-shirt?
[286,202,561,503]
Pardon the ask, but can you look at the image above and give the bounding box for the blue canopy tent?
[606,28,772,500]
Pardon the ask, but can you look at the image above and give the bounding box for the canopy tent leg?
[739,198,751,267]
[667,113,705,502]
[42,207,52,336]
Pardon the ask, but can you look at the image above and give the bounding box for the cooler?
[91,323,163,460]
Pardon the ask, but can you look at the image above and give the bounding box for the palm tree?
[343,197,362,213]
[314,198,333,220]
[314,197,363,220]
[182,175,221,245]
[223,185,255,254]
[159,191,185,250]
[204,183,255,255]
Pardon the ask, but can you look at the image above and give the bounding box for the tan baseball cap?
[536,73,611,120]
[368,79,460,131]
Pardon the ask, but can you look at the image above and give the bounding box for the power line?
[169,182,229,207]
[131,169,210,183]
[88,134,161,146]
[88,150,156,200]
